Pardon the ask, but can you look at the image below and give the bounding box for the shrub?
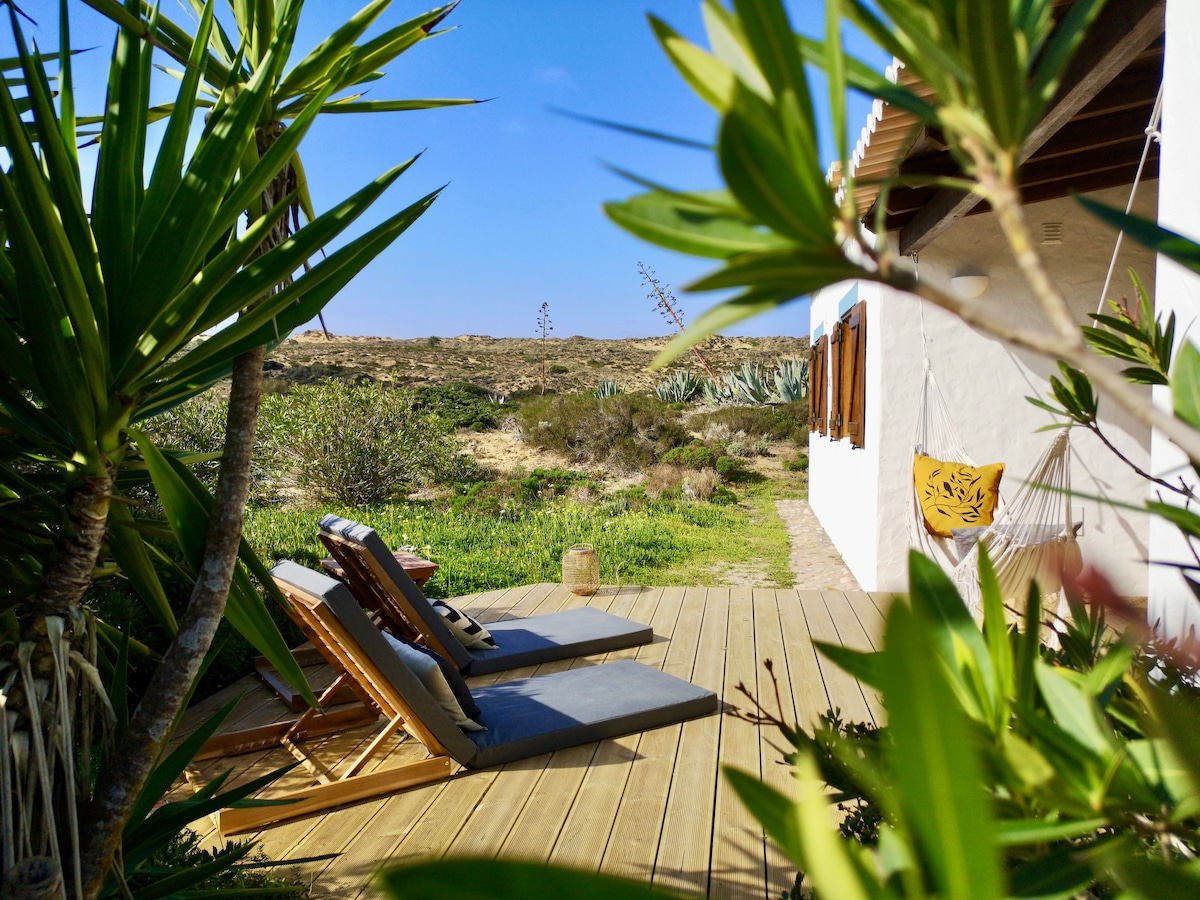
[714,455,739,477]
[263,381,479,505]
[518,394,689,472]
[661,442,716,470]
[409,383,498,431]
[783,452,810,472]
[549,364,569,375]
[691,401,809,444]
[681,468,719,502]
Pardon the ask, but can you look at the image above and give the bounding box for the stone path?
[775,499,861,590]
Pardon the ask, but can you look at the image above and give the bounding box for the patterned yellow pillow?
[913,454,1005,538]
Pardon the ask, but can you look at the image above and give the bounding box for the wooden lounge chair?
[317,514,654,673]
[215,561,719,835]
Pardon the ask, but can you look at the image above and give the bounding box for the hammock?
[906,361,1080,618]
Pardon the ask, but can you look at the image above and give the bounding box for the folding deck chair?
[215,561,719,835]
[317,514,653,674]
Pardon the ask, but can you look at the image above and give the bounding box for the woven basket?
[562,544,600,596]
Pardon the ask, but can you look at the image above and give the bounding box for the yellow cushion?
[913,454,1005,538]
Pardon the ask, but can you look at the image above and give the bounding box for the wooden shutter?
[840,301,867,447]
[829,322,844,439]
[809,335,829,435]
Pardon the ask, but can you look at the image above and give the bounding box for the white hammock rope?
[1096,80,1164,317]
[950,429,1077,618]
[907,256,1078,618]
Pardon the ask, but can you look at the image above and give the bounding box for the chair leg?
[344,713,407,778]
[218,755,455,835]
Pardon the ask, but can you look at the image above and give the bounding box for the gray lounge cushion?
[318,515,654,674]
[465,607,653,676]
[465,659,718,768]
[381,631,484,729]
[319,514,473,669]
[270,561,718,770]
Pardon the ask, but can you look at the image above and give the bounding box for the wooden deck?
[180,585,891,900]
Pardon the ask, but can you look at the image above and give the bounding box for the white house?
[807,0,1200,641]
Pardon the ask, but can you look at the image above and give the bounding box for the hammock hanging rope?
[906,257,1078,618]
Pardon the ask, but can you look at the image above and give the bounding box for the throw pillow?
[914,454,1005,538]
[431,599,498,650]
[382,631,486,731]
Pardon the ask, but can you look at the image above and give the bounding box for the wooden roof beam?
[898,0,1164,256]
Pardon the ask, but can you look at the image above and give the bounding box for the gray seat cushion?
[464,607,653,675]
[271,561,718,771]
[319,514,654,673]
[466,659,719,768]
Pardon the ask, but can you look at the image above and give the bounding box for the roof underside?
[850,0,1166,255]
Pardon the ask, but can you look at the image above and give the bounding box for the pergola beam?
[898,0,1165,255]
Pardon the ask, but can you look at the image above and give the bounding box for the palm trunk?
[78,346,266,900]
[75,124,292,900]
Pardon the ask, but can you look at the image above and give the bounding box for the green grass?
[245,494,794,597]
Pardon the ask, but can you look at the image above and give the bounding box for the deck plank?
[820,593,885,722]
[710,588,766,900]
[753,589,803,900]
[775,590,834,731]
[653,587,728,896]
[599,587,694,882]
[798,590,877,727]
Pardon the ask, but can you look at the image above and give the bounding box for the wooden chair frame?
[210,577,455,835]
[318,529,459,663]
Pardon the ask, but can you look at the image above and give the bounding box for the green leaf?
[996,816,1109,847]
[603,192,782,259]
[648,14,735,111]
[959,0,1022,150]
[907,550,994,722]
[731,0,813,120]
[882,599,1004,900]
[1076,195,1200,275]
[790,752,882,900]
[126,698,239,831]
[978,545,1013,732]
[1093,838,1200,900]
[1035,662,1112,757]
[718,84,834,245]
[723,766,804,865]
[685,247,862,293]
[1172,343,1200,430]
[132,429,318,708]
[1008,840,1099,900]
[814,641,884,690]
[649,287,800,370]
[106,500,178,634]
[274,0,391,98]
[310,97,480,114]
[378,859,687,900]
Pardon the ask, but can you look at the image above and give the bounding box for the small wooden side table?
[319,550,439,588]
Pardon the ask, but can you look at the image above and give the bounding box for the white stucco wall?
[809,186,1156,596]
[1147,0,1200,640]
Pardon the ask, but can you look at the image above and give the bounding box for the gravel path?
[775,499,861,590]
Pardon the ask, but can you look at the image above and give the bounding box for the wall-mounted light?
[950,271,990,299]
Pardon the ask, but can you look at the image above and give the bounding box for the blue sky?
[36,1,889,339]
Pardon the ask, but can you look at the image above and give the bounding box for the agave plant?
[722,361,771,404]
[593,379,626,399]
[0,0,471,894]
[771,356,808,402]
[655,369,702,403]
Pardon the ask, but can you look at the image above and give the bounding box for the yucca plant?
[654,369,702,403]
[0,1,472,895]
